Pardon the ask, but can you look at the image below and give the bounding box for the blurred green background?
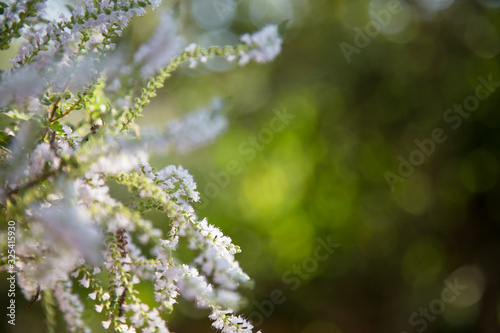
[2,0,500,332]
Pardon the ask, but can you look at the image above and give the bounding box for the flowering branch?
[49,85,96,122]
[0,1,284,332]
[0,0,42,50]
[119,44,249,133]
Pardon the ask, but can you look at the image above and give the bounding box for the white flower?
[56,141,73,157]
[0,67,45,108]
[162,99,227,153]
[129,303,141,313]
[134,12,185,78]
[0,1,276,332]
[216,289,241,309]
[238,50,251,66]
[80,275,90,289]
[209,310,255,333]
[88,290,97,300]
[30,182,103,264]
[119,324,129,332]
[226,53,236,62]
[239,24,282,65]
[62,125,83,149]
[185,43,197,53]
[116,286,125,296]
[102,320,111,329]
[27,97,42,112]
[189,57,198,68]
[151,0,162,9]
[71,269,81,278]
[131,276,140,285]
[27,142,60,178]
[138,233,150,244]
[53,280,90,332]
[212,317,224,329]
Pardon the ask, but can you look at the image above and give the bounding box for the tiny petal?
[71,269,80,278]
[102,320,111,329]
[185,43,197,53]
[79,275,90,288]
[131,275,140,284]
[238,24,282,65]
[88,290,97,300]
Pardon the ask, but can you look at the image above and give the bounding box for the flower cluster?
[0,0,283,332]
[239,24,283,66]
[183,24,283,68]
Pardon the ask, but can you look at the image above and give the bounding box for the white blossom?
[0,1,280,332]
[102,320,112,329]
[27,142,60,178]
[140,99,228,153]
[163,99,228,152]
[88,290,98,300]
[239,24,282,65]
[209,308,257,333]
[185,43,199,68]
[0,67,45,108]
[29,182,103,264]
[138,163,200,202]
[54,280,90,333]
[79,275,90,288]
[134,12,185,78]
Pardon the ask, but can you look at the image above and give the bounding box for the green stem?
[119,44,247,132]
[41,289,57,333]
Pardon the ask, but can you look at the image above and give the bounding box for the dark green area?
[154,1,500,332]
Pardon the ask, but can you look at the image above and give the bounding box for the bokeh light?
[1,0,500,332]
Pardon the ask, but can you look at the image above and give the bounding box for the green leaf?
[48,121,64,134]
[3,110,31,121]
[48,94,59,103]
[0,131,12,149]
[91,110,101,120]
[41,97,52,106]
[278,19,291,37]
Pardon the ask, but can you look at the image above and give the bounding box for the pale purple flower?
[239,24,282,65]
[102,320,112,329]
[88,291,97,300]
[163,99,227,152]
[79,275,90,288]
[54,280,90,333]
[134,12,185,78]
